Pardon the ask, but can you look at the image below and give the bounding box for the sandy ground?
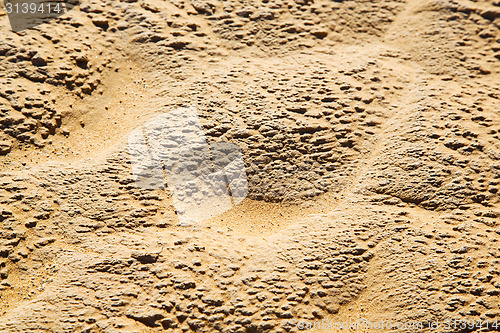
[0,0,499,332]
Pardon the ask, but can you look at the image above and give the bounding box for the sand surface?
[0,0,499,332]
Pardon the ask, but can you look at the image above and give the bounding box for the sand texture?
[0,0,499,332]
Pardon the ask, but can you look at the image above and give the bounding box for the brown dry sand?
[0,0,499,332]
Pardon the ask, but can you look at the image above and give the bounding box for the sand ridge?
[0,0,499,332]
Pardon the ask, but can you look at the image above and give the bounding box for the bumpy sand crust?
[0,0,499,332]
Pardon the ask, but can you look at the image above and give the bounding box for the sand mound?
[0,0,499,332]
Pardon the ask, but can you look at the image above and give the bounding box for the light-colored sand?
[0,0,499,332]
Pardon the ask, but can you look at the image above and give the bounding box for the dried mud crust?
[0,0,499,332]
